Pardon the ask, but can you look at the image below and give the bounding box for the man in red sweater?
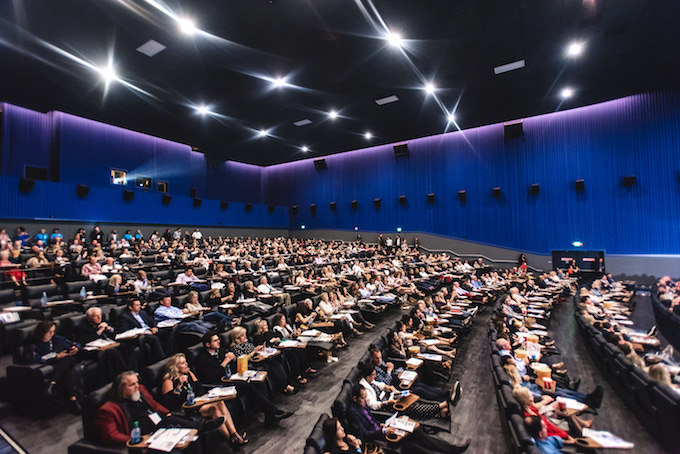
[95,371,221,449]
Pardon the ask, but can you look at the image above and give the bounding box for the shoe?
[199,416,225,434]
[283,385,299,395]
[647,326,657,337]
[265,411,294,426]
[451,439,471,453]
[663,345,674,356]
[550,362,564,369]
[587,385,604,409]
[569,378,581,392]
[449,381,460,404]
[452,382,463,406]
[230,431,248,445]
[331,356,339,362]
[67,399,82,415]
[297,376,308,385]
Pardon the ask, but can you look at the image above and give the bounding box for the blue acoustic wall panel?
[0,103,54,179]
[265,91,680,255]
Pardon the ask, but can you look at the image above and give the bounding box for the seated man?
[346,384,470,453]
[75,307,128,379]
[153,295,219,334]
[95,371,222,449]
[256,275,291,306]
[524,415,564,454]
[175,267,208,291]
[117,298,166,363]
[193,331,293,426]
[81,255,107,282]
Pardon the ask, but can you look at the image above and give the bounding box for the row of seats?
[651,293,680,352]
[574,310,680,453]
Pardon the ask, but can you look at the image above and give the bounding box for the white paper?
[115,328,147,340]
[400,371,418,382]
[406,358,423,367]
[278,340,299,348]
[418,353,443,361]
[84,339,115,351]
[148,428,193,452]
[582,429,634,449]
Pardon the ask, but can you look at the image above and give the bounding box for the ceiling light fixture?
[566,42,583,57]
[259,129,269,137]
[561,88,574,98]
[493,59,525,75]
[387,32,403,48]
[301,146,309,152]
[364,132,372,139]
[178,17,197,35]
[424,83,436,94]
[273,77,287,88]
[196,105,210,115]
[447,113,456,123]
[97,65,117,84]
[328,110,338,120]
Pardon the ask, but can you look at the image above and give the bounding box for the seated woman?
[512,386,583,440]
[323,417,367,454]
[29,321,83,414]
[229,326,297,394]
[295,299,347,348]
[649,363,680,395]
[357,362,450,419]
[503,357,603,409]
[397,319,454,364]
[160,353,247,445]
[273,310,335,365]
[254,319,310,385]
[103,274,131,296]
[184,291,233,329]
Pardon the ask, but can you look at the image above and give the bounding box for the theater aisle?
[549,295,667,454]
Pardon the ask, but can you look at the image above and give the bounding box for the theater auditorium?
[1,1,679,453]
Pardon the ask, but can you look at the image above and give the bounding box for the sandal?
[305,367,317,374]
[297,376,308,385]
[230,432,248,445]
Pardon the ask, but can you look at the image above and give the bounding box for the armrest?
[7,362,55,381]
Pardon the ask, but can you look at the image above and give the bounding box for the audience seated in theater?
[116,298,166,363]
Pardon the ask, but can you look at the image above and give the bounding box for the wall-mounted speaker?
[310,204,317,215]
[77,184,89,198]
[351,200,358,210]
[291,205,298,216]
[394,143,409,158]
[575,179,585,191]
[189,188,197,198]
[163,194,173,205]
[220,201,229,210]
[427,193,435,204]
[19,178,35,193]
[330,202,337,211]
[622,175,636,187]
[123,190,134,201]
[504,122,524,142]
[530,184,540,195]
[245,203,253,212]
[493,187,502,198]
[399,196,407,206]
[268,205,275,213]
[193,198,202,207]
[458,190,466,202]
[374,198,381,209]
[314,159,327,170]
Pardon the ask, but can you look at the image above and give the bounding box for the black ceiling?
[1,0,679,166]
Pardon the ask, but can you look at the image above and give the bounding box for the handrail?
[417,246,544,273]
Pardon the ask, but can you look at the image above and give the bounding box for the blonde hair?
[163,353,186,382]
[649,364,672,386]
[230,326,247,347]
[504,365,522,387]
[512,385,533,408]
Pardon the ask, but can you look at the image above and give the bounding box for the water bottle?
[79,286,87,301]
[40,292,48,307]
[131,421,141,444]
[187,387,195,405]
[224,364,232,379]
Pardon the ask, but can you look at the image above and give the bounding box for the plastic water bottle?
[187,387,195,405]
[79,286,87,301]
[40,292,48,307]
[131,421,141,444]
[225,364,232,379]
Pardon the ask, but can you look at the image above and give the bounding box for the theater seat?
[67,384,127,454]
[304,413,330,454]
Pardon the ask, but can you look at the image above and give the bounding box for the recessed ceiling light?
[178,17,197,35]
[566,42,584,57]
[97,65,117,83]
[364,132,372,139]
[273,77,287,88]
[424,83,436,94]
[136,40,166,57]
[375,95,399,105]
[301,146,309,152]
[259,129,268,137]
[387,32,403,48]
[447,113,456,123]
[294,119,312,126]
[561,88,574,98]
[493,59,525,75]
[328,110,338,120]
[196,105,210,115]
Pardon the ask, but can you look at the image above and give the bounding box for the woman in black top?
[323,417,364,454]
[160,353,246,445]
[30,321,83,414]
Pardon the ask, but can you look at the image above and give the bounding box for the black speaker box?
[314,159,327,170]
[330,202,337,211]
[622,175,636,187]
[504,122,524,142]
[530,184,540,195]
[351,200,358,210]
[193,198,202,207]
[310,204,317,215]
[268,205,275,213]
[123,190,134,201]
[575,179,585,191]
[77,184,89,198]
[162,194,172,204]
[291,205,298,216]
[399,196,407,206]
[220,201,229,210]
[458,190,466,202]
[374,198,381,209]
[245,203,253,212]
[19,178,34,192]
[189,188,197,198]
[493,187,501,198]
[394,143,409,157]
[427,193,435,204]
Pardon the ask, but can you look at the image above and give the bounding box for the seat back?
[331,381,354,429]
[82,384,113,443]
[142,357,171,399]
[305,413,330,454]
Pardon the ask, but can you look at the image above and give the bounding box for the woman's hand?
[178,374,188,385]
